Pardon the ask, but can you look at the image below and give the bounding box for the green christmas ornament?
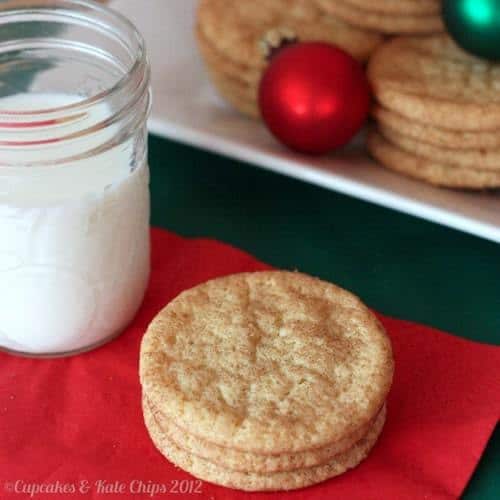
[442,0,500,60]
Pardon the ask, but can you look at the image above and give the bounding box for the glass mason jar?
[0,0,151,357]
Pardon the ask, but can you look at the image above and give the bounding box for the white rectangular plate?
[113,0,500,244]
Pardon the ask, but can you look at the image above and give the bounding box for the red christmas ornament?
[259,42,371,155]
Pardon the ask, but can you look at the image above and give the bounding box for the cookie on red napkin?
[0,228,498,500]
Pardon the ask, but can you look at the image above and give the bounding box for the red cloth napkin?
[1,228,499,500]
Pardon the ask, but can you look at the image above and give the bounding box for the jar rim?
[0,0,151,166]
[0,0,148,116]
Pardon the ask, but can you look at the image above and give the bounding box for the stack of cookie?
[140,271,394,491]
[367,35,500,189]
[315,0,444,35]
[196,0,382,118]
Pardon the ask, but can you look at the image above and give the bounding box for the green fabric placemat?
[149,134,499,499]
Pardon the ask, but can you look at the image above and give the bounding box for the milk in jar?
[0,1,151,356]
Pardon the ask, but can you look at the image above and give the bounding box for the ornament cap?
[259,28,298,62]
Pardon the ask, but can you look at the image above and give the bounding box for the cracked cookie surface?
[337,0,440,15]
[316,0,443,34]
[197,0,382,67]
[368,35,500,131]
[140,271,393,454]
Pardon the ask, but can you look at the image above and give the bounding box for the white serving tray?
[113,0,500,244]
